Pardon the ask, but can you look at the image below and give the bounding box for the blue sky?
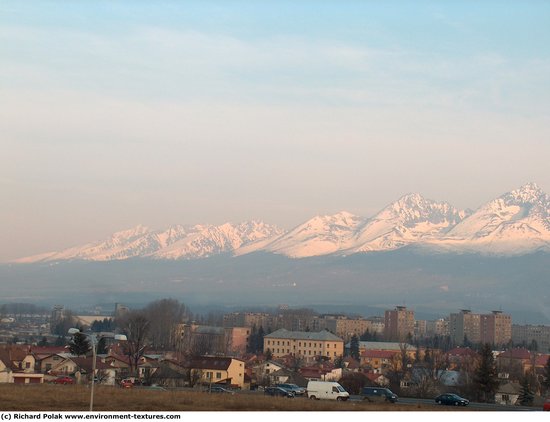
[1,1,550,260]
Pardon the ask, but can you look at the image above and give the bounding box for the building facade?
[263,329,344,362]
[384,306,415,342]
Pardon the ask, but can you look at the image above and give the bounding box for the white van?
[306,381,349,401]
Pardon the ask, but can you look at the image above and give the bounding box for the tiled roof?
[70,357,112,372]
[498,348,531,360]
[535,354,550,366]
[352,341,416,351]
[186,356,242,371]
[265,329,343,342]
[361,350,398,359]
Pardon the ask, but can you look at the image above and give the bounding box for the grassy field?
[0,384,458,412]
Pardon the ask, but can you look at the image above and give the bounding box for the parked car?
[264,386,295,398]
[435,393,469,406]
[543,397,550,411]
[207,386,235,394]
[306,381,349,401]
[361,387,398,403]
[275,383,306,396]
[120,379,134,389]
[53,376,74,385]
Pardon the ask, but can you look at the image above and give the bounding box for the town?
[1,300,549,410]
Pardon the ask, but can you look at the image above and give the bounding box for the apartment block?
[450,310,512,346]
[323,316,373,342]
[480,311,512,346]
[384,306,415,342]
[512,324,550,352]
[450,310,481,345]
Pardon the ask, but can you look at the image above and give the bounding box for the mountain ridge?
[14,183,550,263]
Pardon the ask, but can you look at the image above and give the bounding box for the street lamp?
[68,328,127,411]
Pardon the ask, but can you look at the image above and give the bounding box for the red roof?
[31,346,68,357]
[535,354,550,366]
[498,348,532,360]
[361,350,398,359]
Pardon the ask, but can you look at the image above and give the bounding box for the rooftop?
[265,329,343,342]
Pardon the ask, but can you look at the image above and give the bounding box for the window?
[327,344,330,348]
[308,350,311,355]
[216,372,221,379]
[334,352,336,356]
[309,343,311,347]
[332,387,339,393]
[299,342,301,347]
[277,341,280,345]
[25,362,30,369]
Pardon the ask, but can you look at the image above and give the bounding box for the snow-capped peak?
[502,182,548,206]
[13,183,550,262]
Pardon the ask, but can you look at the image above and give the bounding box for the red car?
[53,376,74,385]
[543,397,550,411]
[121,379,134,389]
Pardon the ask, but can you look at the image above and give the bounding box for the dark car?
[361,387,398,403]
[435,393,469,406]
[264,386,295,398]
[207,386,235,394]
[275,383,306,396]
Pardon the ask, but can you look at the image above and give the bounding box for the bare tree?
[119,310,150,376]
[145,299,188,350]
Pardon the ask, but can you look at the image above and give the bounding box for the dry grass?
[0,385,450,411]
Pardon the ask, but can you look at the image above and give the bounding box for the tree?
[542,356,550,395]
[68,332,91,356]
[473,343,499,403]
[119,310,150,376]
[350,334,360,361]
[37,336,49,347]
[145,299,188,350]
[338,372,369,395]
[264,349,273,361]
[51,310,75,336]
[518,376,534,406]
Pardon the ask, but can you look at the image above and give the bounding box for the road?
[348,395,540,411]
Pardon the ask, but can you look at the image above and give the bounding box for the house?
[496,348,533,375]
[365,372,390,387]
[267,368,308,387]
[299,364,342,381]
[0,347,44,384]
[360,350,399,373]
[48,356,117,385]
[264,329,344,362]
[495,382,521,406]
[252,360,286,379]
[184,356,246,388]
[38,352,73,374]
[71,357,117,385]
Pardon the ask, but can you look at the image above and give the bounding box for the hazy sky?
[2,1,550,261]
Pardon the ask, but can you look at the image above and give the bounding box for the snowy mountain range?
[15,183,550,263]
